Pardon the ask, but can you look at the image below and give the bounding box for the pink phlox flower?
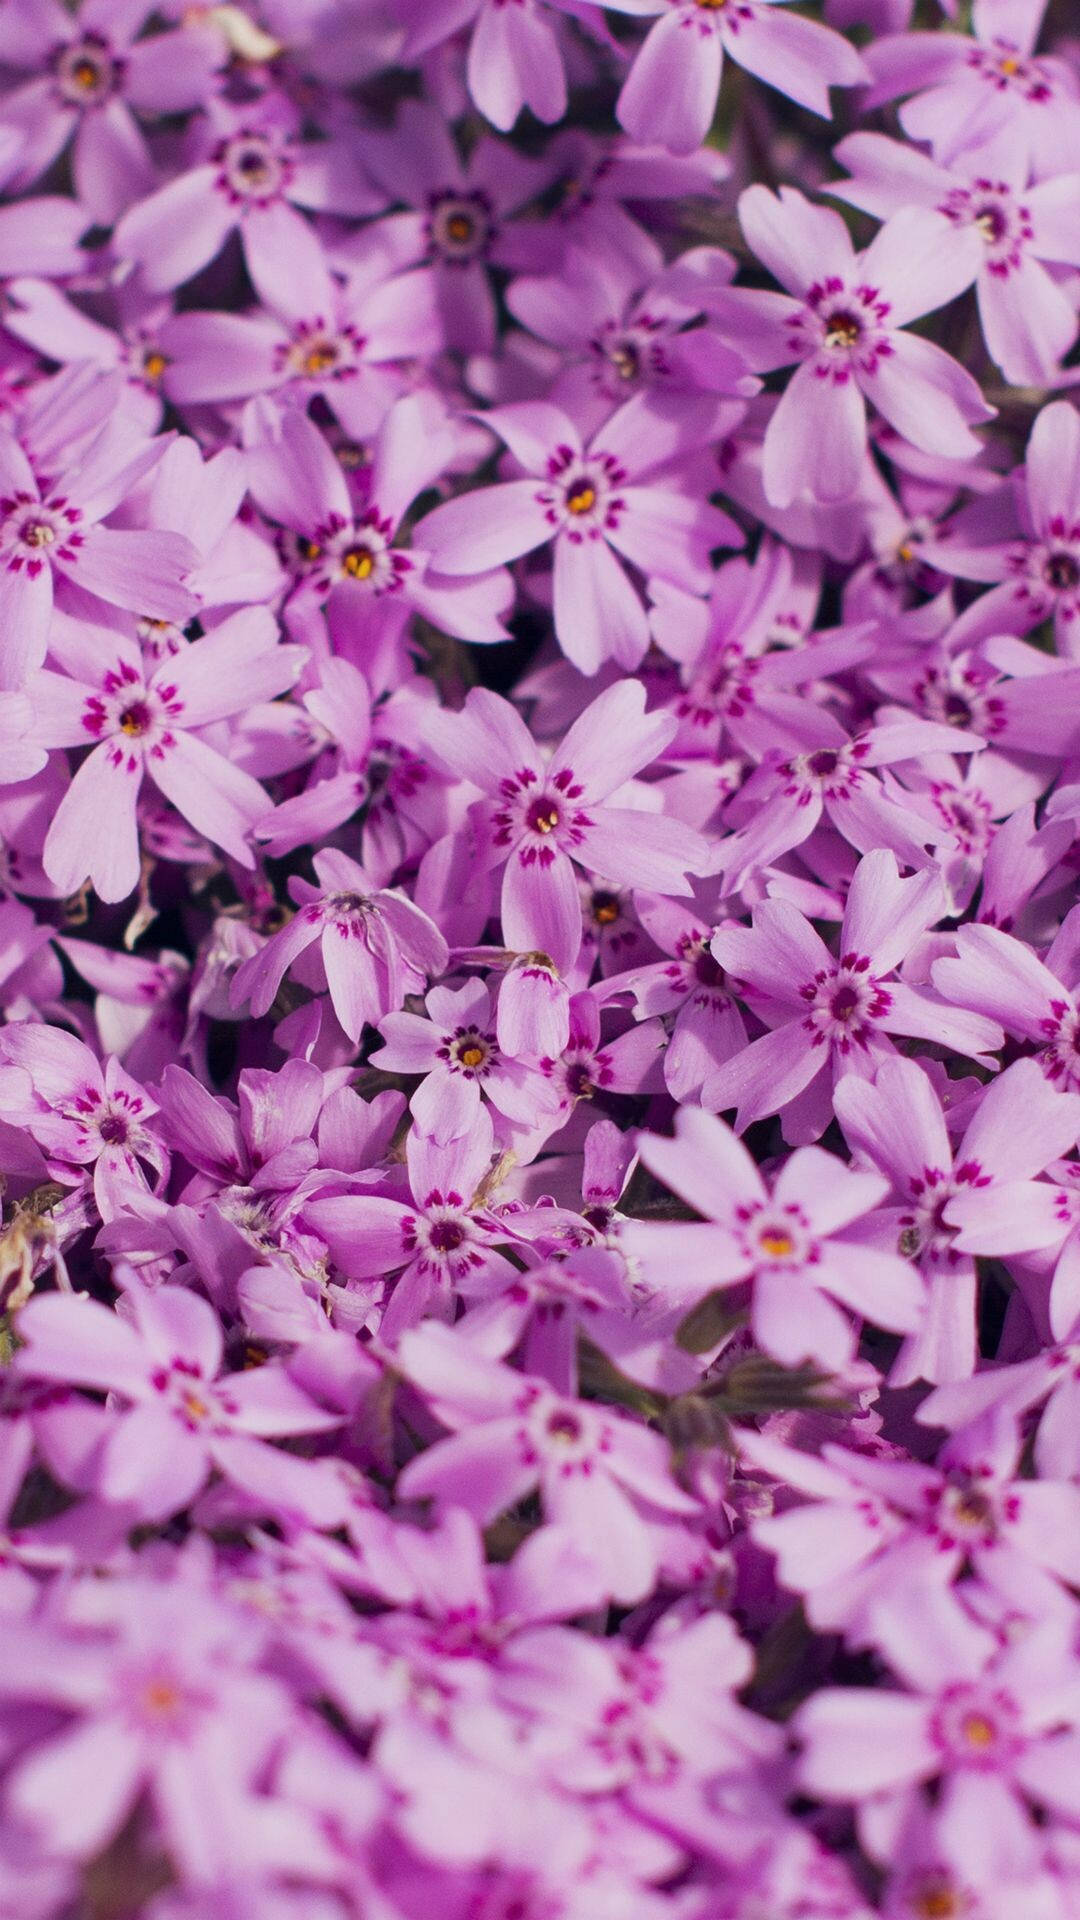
[623,1105,924,1369]
[713,714,988,891]
[159,222,445,437]
[306,1106,517,1342]
[601,892,749,1106]
[333,99,561,352]
[0,1021,166,1220]
[245,395,514,646]
[0,415,198,691]
[492,1613,774,1797]
[506,242,757,430]
[607,0,867,156]
[707,849,1003,1145]
[420,679,709,970]
[836,1055,1080,1384]
[649,540,869,761]
[702,186,995,509]
[13,1281,342,1523]
[32,607,303,904]
[920,401,1080,660]
[372,977,556,1144]
[3,276,179,434]
[0,0,226,224]
[113,90,383,300]
[396,0,603,133]
[156,1057,354,1201]
[832,132,1080,388]
[230,846,449,1046]
[531,990,668,1149]
[414,397,742,673]
[395,1319,699,1603]
[932,909,1080,1096]
[510,127,728,284]
[862,2,1080,180]
[453,1246,638,1399]
[741,1402,1080,1641]
[254,658,456,883]
[56,933,190,1081]
[795,1582,1080,1877]
[876,747,1046,917]
[0,1571,312,1879]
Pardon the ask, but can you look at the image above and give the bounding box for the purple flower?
[230,846,449,1045]
[413,397,740,671]
[0,0,225,223]
[623,1107,924,1368]
[704,186,995,506]
[706,849,1003,1144]
[832,132,1080,386]
[836,1056,1080,1382]
[13,1282,341,1520]
[0,422,197,690]
[609,0,868,156]
[32,609,302,904]
[422,679,707,971]
[395,1320,699,1603]
[246,397,514,646]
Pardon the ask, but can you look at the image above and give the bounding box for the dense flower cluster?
[0,0,1077,1913]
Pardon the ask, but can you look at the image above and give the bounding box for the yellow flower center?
[343,545,375,579]
[911,1879,967,1919]
[566,484,596,515]
[142,350,168,381]
[141,1678,183,1715]
[999,55,1019,74]
[960,1712,996,1750]
[22,520,55,547]
[460,1044,486,1069]
[72,58,101,89]
[302,341,338,375]
[759,1229,794,1258]
[445,212,474,244]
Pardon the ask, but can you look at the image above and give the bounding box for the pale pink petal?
[501,845,582,973]
[552,531,649,673]
[725,5,867,115]
[398,1421,537,1520]
[864,332,994,459]
[98,1403,208,1516]
[774,1148,888,1233]
[113,167,233,293]
[795,1689,936,1797]
[305,1195,413,1277]
[468,0,566,130]
[763,361,867,508]
[43,739,143,903]
[617,13,723,158]
[638,1106,764,1220]
[958,1059,1080,1181]
[414,480,552,574]
[15,1293,149,1396]
[10,1716,143,1857]
[740,184,855,294]
[148,731,269,869]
